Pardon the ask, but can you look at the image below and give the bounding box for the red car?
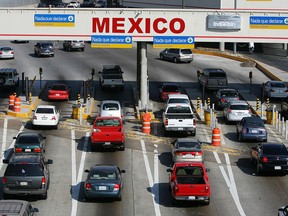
[160,83,180,101]
[168,162,210,205]
[48,84,70,101]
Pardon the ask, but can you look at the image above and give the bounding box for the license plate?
[99,186,107,190]
[185,154,194,158]
[20,182,28,186]
[277,90,282,93]
[25,149,31,152]
[188,196,195,200]
[178,128,183,130]
[42,117,47,120]
[56,94,60,96]
[218,82,223,85]
[251,130,258,133]
[111,85,115,88]
[275,166,281,170]
[104,142,111,145]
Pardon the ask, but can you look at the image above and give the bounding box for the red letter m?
[92,18,109,33]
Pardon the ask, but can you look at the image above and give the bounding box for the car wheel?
[116,193,122,201]
[204,198,210,205]
[238,133,242,142]
[190,131,196,136]
[160,54,164,60]
[68,46,71,52]
[51,54,54,57]
[256,162,262,175]
[42,192,48,200]
[173,57,178,63]
[119,144,125,151]
[54,125,58,130]
[187,61,192,63]
[81,48,85,52]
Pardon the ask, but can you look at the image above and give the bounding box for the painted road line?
[224,153,246,216]
[1,119,8,156]
[141,140,161,216]
[153,144,161,216]
[71,130,77,216]
[213,151,222,164]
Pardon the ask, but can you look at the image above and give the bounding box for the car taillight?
[228,109,232,113]
[85,182,91,190]
[34,148,41,153]
[205,186,209,193]
[41,177,46,188]
[93,128,101,132]
[241,128,247,134]
[193,119,196,126]
[2,177,6,184]
[33,116,37,120]
[221,98,226,102]
[285,89,288,92]
[248,109,252,113]
[11,51,14,54]
[261,157,269,163]
[51,116,56,120]
[113,184,120,191]
[0,52,2,54]
[15,148,22,152]
[174,186,179,192]
[165,119,168,126]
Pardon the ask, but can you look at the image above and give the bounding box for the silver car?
[223,100,252,122]
[63,40,85,51]
[263,80,288,98]
[171,138,204,163]
[0,47,14,59]
[159,48,194,63]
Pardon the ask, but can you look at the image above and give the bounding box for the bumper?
[165,127,196,132]
[174,156,203,163]
[260,164,288,172]
[227,114,251,122]
[174,195,210,201]
[91,141,124,148]
[3,188,47,196]
[102,84,124,89]
[241,133,267,141]
[48,95,68,100]
[84,190,120,199]
[32,120,58,126]
[179,57,193,62]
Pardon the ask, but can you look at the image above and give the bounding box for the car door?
[237,118,244,134]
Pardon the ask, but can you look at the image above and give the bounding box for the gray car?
[223,100,252,122]
[214,88,240,109]
[159,48,194,63]
[83,164,125,201]
[2,153,53,200]
[0,200,39,215]
[263,80,288,99]
[63,40,85,51]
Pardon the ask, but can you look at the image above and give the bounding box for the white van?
[165,94,191,109]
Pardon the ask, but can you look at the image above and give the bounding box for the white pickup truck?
[163,104,196,136]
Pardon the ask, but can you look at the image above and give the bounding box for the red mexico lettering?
[92,17,185,34]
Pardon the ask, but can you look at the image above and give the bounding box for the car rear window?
[178,142,201,149]
[103,103,119,110]
[36,108,54,114]
[95,119,120,126]
[176,167,204,176]
[168,98,189,104]
[263,145,288,155]
[51,85,66,90]
[181,49,192,54]
[209,72,227,78]
[18,136,39,144]
[0,47,12,51]
[162,85,179,92]
[90,171,117,180]
[5,164,44,176]
[221,91,238,97]
[230,105,250,110]
[167,106,191,113]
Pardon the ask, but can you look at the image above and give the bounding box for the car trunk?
[6,176,43,190]
[175,176,208,196]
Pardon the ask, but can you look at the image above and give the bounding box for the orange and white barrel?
[212,127,221,146]
[9,94,16,110]
[14,97,21,112]
[142,113,151,134]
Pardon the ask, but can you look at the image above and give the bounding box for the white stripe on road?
[141,140,161,216]
[71,130,77,216]
[213,151,222,164]
[153,145,161,216]
[1,119,8,156]
[71,131,90,216]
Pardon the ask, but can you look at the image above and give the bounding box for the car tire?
[190,131,196,136]
[204,198,210,205]
[42,192,48,200]
[68,46,71,52]
[81,48,85,52]
[238,133,242,142]
[119,144,125,151]
[51,54,54,57]
[173,57,178,63]
[116,193,122,201]
[160,54,164,60]
[187,61,192,63]
[256,162,262,175]
[54,125,58,130]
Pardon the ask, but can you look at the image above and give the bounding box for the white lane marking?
[140,140,161,216]
[224,153,246,216]
[219,166,231,188]
[0,124,24,171]
[71,132,90,216]
[71,130,77,216]
[1,119,8,155]
[213,151,221,164]
[153,145,161,216]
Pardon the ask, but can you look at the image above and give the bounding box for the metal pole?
[25,77,29,102]
[233,42,237,55]
[80,103,83,126]
[21,72,25,94]
[140,42,148,109]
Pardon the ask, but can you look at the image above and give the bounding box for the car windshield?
[36,108,54,114]
[51,85,66,91]
[0,47,12,51]
[41,43,52,48]
[178,141,200,149]
[95,119,120,126]
[103,103,119,110]
[168,99,189,104]
[245,121,264,127]
[5,164,43,176]
[271,82,286,88]
[263,145,288,155]
[163,86,179,92]
[90,170,117,180]
[230,105,249,110]
[221,91,238,97]
[18,136,39,144]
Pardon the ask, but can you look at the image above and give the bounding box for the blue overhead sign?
[91,35,132,48]
[153,36,194,48]
[34,14,75,27]
[250,16,288,29]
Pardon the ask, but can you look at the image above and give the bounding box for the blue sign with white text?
[91,35,132,48]
[250,16,288,29]
[153,36,194,48]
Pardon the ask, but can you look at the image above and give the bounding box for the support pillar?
[233,42,237,55]
[140,42,148,110]
[219,42,225,52]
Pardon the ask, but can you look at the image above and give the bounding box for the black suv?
[2,153,53,200]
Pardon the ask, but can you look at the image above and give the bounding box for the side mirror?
[84,169,90,173]
[98,71,102,74]
[46,159,53,164]
[206,168,210,173]
[167,168,172,173]
[32,110,35,112]
[43,137,46,139]
[13,137,17,139]
[2,159,9,164]
[32,208,39,213]
[121,170,126,173]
